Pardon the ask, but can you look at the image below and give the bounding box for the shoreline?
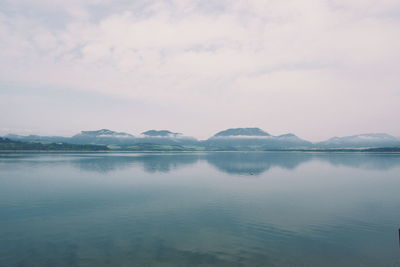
[1,150,400,154]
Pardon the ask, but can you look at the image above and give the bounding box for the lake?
[1,152,400,266]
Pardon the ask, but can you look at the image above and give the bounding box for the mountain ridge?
[214,128,270,137]
[3,128,400,150]
[75,129,134,138]
[141,130,181,137]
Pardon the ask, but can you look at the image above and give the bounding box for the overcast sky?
[0,0,399,141]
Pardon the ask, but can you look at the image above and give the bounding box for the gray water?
[1,152,400,266]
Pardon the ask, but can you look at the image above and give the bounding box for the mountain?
[274,133,314,148]
[74,129,134,138]
[4,134,69,143]
[137,130,198,146]
[5,129,136,145]
[214,127,270,137]
[0,137,108,151]
[317,133,400,148]
[141,130,181,137]
[4,129,197,147]
[205,128,312,150]
[3,128,400,151]
[70,129,135,145]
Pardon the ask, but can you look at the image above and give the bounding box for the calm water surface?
[1,152,400,266]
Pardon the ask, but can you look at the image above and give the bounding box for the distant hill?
[141,130,181,137]
[273,133,314,148]
[0,137,108,151]
[205,128,312,150]
[117,143,194,151]
[3,128,400,151]
[76,129,134,138]
[5,129,135,146]
[317,133,400,148]
[4,134,69,143]
[71,129,135,145]
[136,129,198,146]
[214,128,270,137]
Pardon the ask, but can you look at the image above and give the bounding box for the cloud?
[0,0,399,139]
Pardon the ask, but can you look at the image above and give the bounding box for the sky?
[0,0,399,141]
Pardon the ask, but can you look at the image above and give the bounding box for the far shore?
[1,150,400,153]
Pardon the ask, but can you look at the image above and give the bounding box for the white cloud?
[0,0,399,139]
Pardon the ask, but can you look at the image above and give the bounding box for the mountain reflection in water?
[1,152,400,175]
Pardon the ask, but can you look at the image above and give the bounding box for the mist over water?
[1,152,400,266]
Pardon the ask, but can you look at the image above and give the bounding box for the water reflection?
[205,152,313,175]
[70,152,400,176]
[1,152,400,176]
[137,153,200,173]
[70,153,200,173]
[70,154,137,173]
[316,153,400,170]
[69,152,314,175]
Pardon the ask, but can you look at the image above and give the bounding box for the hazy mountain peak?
[318,132,400,148]
[326,133,397,142]
[214,128,270,137]
[355,133,396,139]
[77,129,134,138]
[81,129,112,135]
[141,130,181,137]
[277,133,297,138]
